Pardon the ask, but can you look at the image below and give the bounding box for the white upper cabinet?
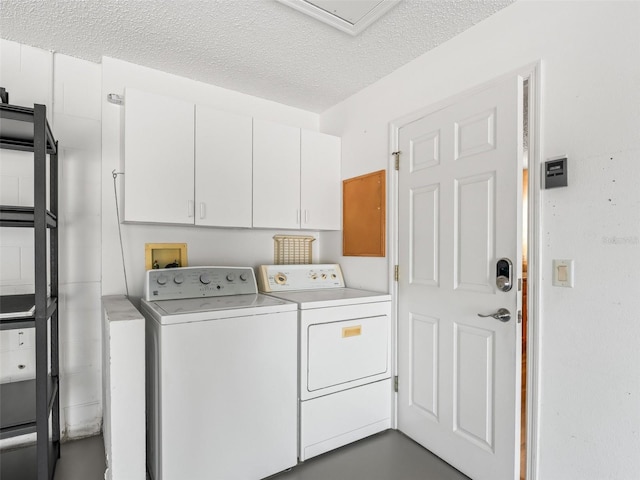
[124,90,341,230]
[124,88,195,224]
[195,106,252,228]
[300,130,341,230]
[253,120,341,230]
[252,119,301,229]
[124,90,252,228]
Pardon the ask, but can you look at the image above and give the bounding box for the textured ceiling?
[0,0,514,113]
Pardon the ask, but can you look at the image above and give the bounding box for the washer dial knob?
[156,275,168,286]
[174,274,184,284]
[239,273,248,281]
[226,273,235,282]
[200,273,212,284]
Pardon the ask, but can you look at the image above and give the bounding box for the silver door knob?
[477,308,511,322]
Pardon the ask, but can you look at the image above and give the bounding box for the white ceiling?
[0,0,514,113]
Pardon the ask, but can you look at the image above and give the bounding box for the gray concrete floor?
[269,430,470,480]
[53,435,106,480]
[52,430,469,480]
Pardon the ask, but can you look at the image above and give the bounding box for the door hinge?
[394,265,399,282]
[392,151,401,170]
[394,375,398,393]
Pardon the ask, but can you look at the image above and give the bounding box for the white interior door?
[397,75,524,480]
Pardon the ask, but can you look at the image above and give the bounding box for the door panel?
[410,129,440,171]
[454,108,496,160]
[410,185,439,286]
[455,173,495,292]
[454,323,494,450]
[409,313,439,420]
[398,75,523,480]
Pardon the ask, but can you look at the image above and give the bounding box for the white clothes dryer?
[141,266,297,480]
[258,264,392,461]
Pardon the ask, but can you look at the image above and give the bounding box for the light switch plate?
[552,259,574,287]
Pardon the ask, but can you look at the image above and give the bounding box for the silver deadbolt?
[496,258,513,292]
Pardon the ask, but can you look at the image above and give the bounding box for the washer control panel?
[144,266,257,301]
[257,264,345,292]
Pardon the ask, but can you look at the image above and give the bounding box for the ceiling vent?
[278,0,401,36]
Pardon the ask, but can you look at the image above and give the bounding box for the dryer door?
[307,315,389,393]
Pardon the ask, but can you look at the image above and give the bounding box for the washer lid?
[144,294,297,324]
[266,288,390,309]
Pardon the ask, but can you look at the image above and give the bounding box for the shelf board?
[0,104,57,155]
[0,441,59,480]
[0,294,35,330]
[0,379,37,438]
[0,296,57,330]
[0,317,36,330]
[0,206,57,228]
[0,444,38,479]
[0,376,59,440]
[0,294,35,316]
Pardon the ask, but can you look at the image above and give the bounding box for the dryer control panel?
[144,266,257,301]
[258,264,345,292]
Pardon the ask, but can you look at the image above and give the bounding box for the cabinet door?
[124,89,195,224]
[300,130,341,230]
[195,106,252,227]
[253,119,300,229]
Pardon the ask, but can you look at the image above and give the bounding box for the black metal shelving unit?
[0,88,61,480]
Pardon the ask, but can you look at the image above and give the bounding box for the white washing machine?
[141,266,298,480]
[257,264,392,461]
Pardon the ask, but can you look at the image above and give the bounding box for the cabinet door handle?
[199,203,206,219]
[304,209,309,224]
[188,200,194,218]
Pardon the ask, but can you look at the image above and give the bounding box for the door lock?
[496,258,513,292]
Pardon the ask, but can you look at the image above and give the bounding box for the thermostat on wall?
[544,156,568,189]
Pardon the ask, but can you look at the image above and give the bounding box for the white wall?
[54,53,103,439]
[0,39,103,440]
[100,57,326,302]
[320,2,640,479]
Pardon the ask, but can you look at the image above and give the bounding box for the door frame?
[387,62,542,480]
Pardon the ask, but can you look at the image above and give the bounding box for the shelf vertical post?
[33,104,51,479]
[50,140,61,455]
